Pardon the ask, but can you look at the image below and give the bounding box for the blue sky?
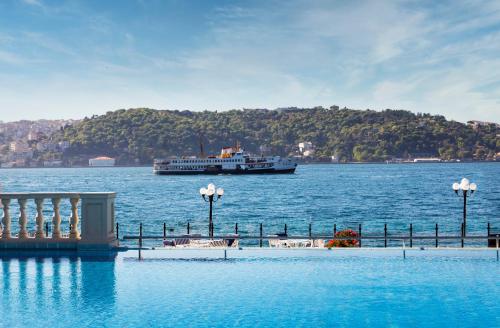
[0,0,499,123]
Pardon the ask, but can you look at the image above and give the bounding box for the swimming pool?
[1,249,499,327]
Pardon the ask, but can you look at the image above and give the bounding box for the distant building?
[9,141,28,153]
[331,155,339,163]
[12,150,33,160]
[303,150,314,157]
[467,120,500,130]
[58,141,70,151]
[45,143,58,152]
[27,131,37,141]
[413,158,442,163]
[89,156,116,167]
[1,162,15,168]
[299,141,314,154]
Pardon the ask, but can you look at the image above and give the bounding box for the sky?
[0,0,499,123]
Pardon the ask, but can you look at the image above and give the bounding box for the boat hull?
[154,167,296,175]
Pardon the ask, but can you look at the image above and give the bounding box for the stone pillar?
[51,197,61,239]
[1,198,11,239]
[78,193,118,250]
[69,197,80,239]
[18,198,28,239]
[35,198,45,238]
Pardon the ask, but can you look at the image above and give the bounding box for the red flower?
[325,229,359,248]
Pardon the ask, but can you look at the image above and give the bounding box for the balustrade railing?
[0,192,117,250]
[0,193,81,240]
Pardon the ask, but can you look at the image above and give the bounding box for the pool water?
[1,249,499,327]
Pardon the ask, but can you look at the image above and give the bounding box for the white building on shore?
[413,158,441,163]
[298,142,315,157]
[89,156,116,167]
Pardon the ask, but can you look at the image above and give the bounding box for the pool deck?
[125,247,500,261]
[0,246,498,261]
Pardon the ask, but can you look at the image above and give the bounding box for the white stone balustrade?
[0,192,117,250]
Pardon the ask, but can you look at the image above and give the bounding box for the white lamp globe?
[206,188,215,196]
[469,183,477,191]
[207,183,215,191]
[217,188,224,196]
[460,178,469,190]
[452,183,460,191]
[199,188,207,195]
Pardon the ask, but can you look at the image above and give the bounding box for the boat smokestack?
[200,138,205,158]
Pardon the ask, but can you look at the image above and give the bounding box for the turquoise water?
[1,163,499,246]
[1,250,499,328]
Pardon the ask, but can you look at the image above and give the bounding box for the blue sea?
[1,163,499,246]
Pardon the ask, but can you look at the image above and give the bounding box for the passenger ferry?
[153,146,297,175]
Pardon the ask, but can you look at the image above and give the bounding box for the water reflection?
[0,253,117,326]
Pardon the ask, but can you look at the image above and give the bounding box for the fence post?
[409,223,413,248]
[187,222,190,235]
[259,223,263,248]
[235,223,238,234]
[496,237,499,261]
[284,224,287,235]
[116,222,119,240]
[461,223,464,248]
[163,222,166,239]
[309,223,312,238]
[139,223,143,260]
[435,223,438,248]
[358,224,362,248]
[384,223,387,248]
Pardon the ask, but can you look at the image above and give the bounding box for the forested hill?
[54,107,498,164]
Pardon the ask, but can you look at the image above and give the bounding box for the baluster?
[35,198,45,238]
[52,197,62,239]
[1,198,11,239]
[69,197,80,239]
[18,198,28,238]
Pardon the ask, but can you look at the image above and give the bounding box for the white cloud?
[21,0,44,7]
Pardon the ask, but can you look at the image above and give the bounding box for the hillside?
[53,107,499,164]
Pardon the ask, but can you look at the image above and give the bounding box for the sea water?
[0,163,499,246]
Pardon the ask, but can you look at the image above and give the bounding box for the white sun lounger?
[268,236,324,248]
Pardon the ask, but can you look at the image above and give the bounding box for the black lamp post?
[199,183,224,238]
[452,178,477,237]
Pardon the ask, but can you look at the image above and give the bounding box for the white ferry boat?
[153,146,297,175]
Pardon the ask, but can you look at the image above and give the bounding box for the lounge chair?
[224,234,239,248]
[268,236,325,248]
